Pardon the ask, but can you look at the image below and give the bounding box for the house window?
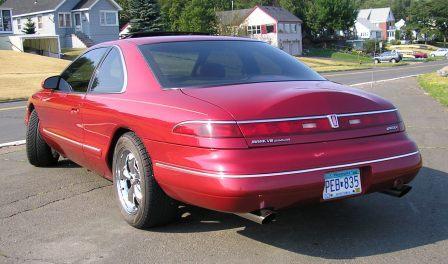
[37,16,43,29]
[58,12,71,28]
[285,23,291,33]
[266,24,275,33]
[291,24,297,33]
[247,25,261,35]
[100,11,118,26]
[0,10,12,32]
[17,18,21,30]
[278,23,284,33]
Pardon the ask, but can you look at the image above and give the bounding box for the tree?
[407,0,435,44]
[22,18,36,34]
[161,0,217,33]
[305,0,357,43]
[128,0,164,33]
[431,0,448,46]
[117,0,131,27]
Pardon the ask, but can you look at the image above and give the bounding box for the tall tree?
[407,0,435,44]
[128,0,164,33]
[432,0,448,46]
[305,0,357,42]
[161,0,217,33]
[22,18,36,34]
[117,0,131,27]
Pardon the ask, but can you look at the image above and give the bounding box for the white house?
[217,5,303,56]
[355,7,396,41]
[354,18,382,40]
[0,0,122,49]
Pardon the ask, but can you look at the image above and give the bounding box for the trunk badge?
[327,114,339,128]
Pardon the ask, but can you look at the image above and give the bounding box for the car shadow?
[150,166,448,259]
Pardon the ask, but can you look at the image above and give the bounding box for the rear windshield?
[139,40,325,89]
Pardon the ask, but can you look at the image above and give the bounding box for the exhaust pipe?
[381,185,412,198]
[235,209,276,224]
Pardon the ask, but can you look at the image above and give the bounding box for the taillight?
[174,110,402,139]
[173,122,243,138]
[238,111,402,137]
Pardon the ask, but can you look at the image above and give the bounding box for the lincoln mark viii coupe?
[25,35,422,228]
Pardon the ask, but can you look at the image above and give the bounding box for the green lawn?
[418,73,448,107]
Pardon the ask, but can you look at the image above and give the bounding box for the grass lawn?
[299,57,407,73]
[418,73,448,107]
[0,51,69,102]
[61,48,86,61]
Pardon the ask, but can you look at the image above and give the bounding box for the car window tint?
[139,41,325,89]
[59,48,107,93]
[90,48,125,93]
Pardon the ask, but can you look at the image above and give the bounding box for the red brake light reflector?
[173,122,243,138]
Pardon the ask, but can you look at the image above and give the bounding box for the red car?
[25,36,422,228]
[414,52,428,59]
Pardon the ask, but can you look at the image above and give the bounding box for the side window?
[90,48,126,93]
[59,48,107,93]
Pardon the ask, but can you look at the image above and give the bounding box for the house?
[217,5,303,56]
[354,18,382,40]
[0,0,122,48]
[356,7,395,41]
[119,22,130,38]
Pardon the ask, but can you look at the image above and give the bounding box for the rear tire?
[374,59,380,64]
[391,58,397,63]
[112,132,178,228]
[26,110,59,167]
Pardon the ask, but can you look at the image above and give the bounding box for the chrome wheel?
[115,150,143,214]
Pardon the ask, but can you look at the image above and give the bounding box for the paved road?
[0,59,447,145]
[322,59,448,85]
[0,77,447,263]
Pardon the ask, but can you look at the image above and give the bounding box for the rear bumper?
[145,132,422,213]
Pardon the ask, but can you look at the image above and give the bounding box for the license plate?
[323,169,362,200]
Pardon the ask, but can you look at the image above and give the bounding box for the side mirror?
[42,76,60,90]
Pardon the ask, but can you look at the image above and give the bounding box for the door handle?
[70,108,79,114]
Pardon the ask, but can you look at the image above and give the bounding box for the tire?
[112,132,178,228]
[431,54,435,58]
[374,59,380,64]
[26,110,59,167]
[391,58,397,63]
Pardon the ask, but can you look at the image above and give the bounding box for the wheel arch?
[106,127,134,171]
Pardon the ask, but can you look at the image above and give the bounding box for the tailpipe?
[235,209,276,224]
[381,185,412,198]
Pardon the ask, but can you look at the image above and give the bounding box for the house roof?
[0,0,63,16]
[257,6,302,23]
[216,8,254,26]
[0,0,122,16]
[216,5,302,26]
[73,0,122,11]
[356,18,381,31]
[357,7,393,22]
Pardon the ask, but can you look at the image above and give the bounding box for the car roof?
[98,35,260,47]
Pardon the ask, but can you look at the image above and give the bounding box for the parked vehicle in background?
[374,51,402,63]
[430,48,448,58]
[413,52,428,59]
[25,36,422,228]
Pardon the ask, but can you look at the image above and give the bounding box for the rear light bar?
[173,121,243,138]
[173,109,402,138]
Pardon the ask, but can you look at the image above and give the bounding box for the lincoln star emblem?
[327,114,339,128]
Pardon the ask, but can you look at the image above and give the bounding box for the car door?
[38,47,108,165]
[81,47,127,175]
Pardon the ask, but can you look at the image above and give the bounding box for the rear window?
[139,40,325,89]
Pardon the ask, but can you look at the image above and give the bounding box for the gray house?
[0,0,122,48]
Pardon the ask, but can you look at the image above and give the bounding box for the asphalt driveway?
[0,77,447,263]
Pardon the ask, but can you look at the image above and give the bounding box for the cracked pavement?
[0,77,447,263]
